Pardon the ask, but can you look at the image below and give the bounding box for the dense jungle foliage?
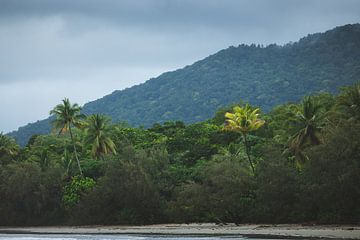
[1,83,359,226]
[8,23,360,146]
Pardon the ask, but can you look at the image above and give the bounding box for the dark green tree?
[337,83,360,121]
[84,114,116,159]
[0,133,20,164]
[288,96,323,165]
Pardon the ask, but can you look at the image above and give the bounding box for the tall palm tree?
[84,114,116,159]
[337,83,360,121]
[224,104,265,173]
[50,98,85,175]
[289,96,323,164]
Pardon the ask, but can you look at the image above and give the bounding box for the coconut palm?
[84,114,116,159]
[224,104,265,173]
[288,96,323,165]
[50,98,85,175]
[337,83,360,121]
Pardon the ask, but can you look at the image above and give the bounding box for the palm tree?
[224,104,265,173]
[337,83,360,121]
[84,114,116,159]
[50,98,85,175]
[288,96,323,165]
[0,133,20,163]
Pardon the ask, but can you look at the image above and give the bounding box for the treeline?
[1,84,360,226]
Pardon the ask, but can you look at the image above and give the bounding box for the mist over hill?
[9,23,360,146]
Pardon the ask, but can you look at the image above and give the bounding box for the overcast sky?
[1,0,360,133]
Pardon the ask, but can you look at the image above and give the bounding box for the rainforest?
[1,83,359,226]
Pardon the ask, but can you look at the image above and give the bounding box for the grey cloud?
[2,0,359,28]
[0,0,360,132]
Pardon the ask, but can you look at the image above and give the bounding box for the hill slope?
[9,23,360,146]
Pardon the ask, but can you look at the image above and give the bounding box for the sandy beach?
[1,223,360,239]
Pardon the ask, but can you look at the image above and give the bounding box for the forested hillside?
[9,23,360,146]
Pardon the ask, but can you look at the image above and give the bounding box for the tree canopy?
[1,85,359,225]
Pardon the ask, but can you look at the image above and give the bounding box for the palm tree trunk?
[243,134,255,174]
[69,126,83,176]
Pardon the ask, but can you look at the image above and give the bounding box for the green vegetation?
[288,96,324,165]
[50,98,85,175]
[84,114,116,159]
[224,105,265,173]
[1,84,360,225]
[62,176,96,210]
[8,24,360,147]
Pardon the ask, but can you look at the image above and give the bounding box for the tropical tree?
[224,104,265,173]
[50,98,85,175]
[61,148,73,177]
[288,96,323,165]
[84,114,116,159]
[0,133,20,164]
[337,83,360,121]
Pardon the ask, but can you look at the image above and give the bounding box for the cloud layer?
[1,0,360,132]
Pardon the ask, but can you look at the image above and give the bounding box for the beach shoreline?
[0,223,359,239]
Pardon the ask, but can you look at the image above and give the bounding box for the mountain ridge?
[8,23,360,146]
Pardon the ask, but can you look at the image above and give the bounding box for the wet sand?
[1,223,359,239]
